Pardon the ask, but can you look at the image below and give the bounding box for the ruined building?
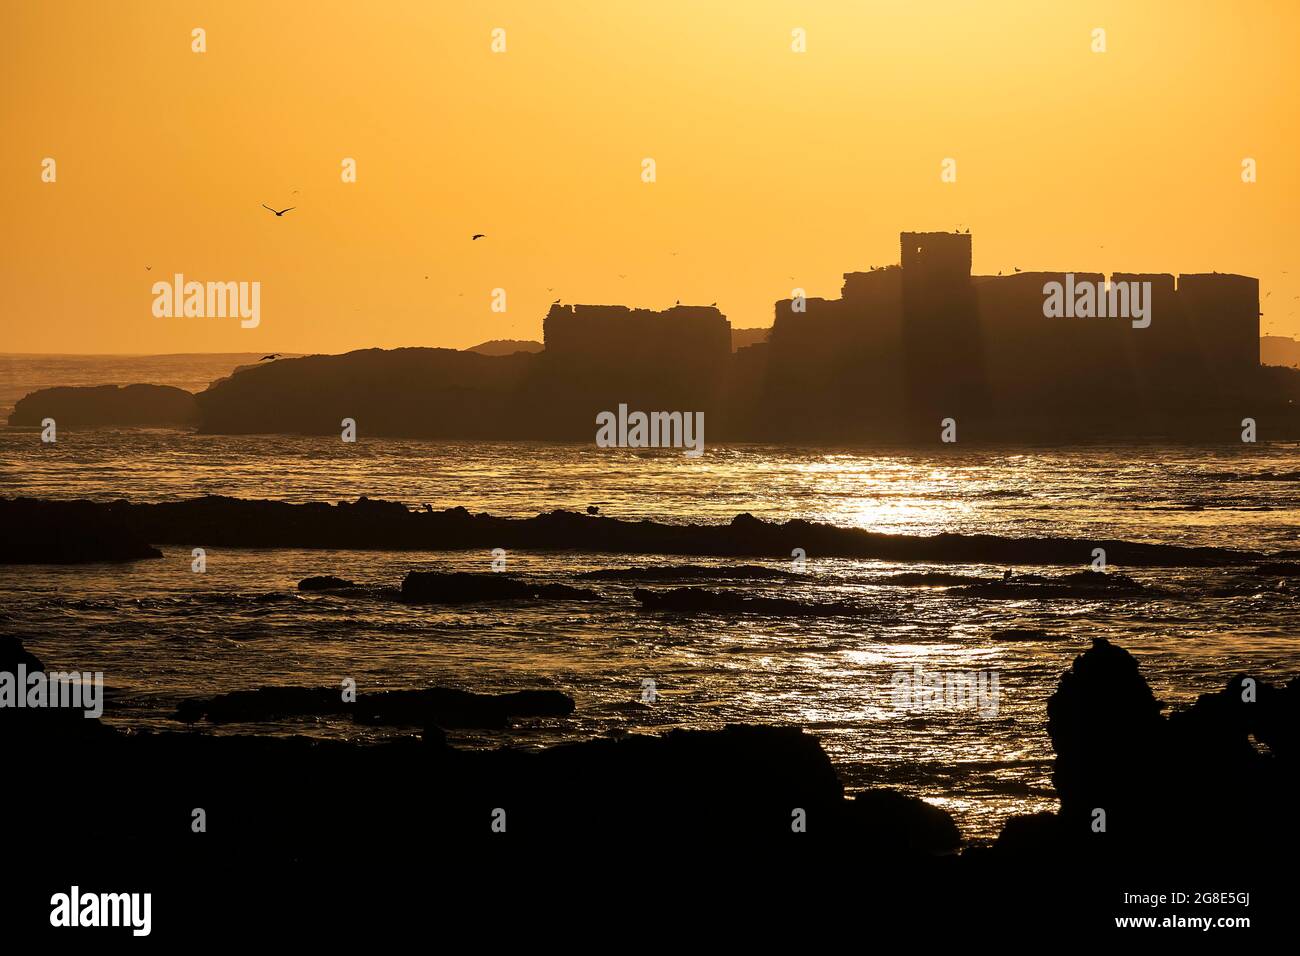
[761,231,1262,439]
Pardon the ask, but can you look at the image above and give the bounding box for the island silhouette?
[12,231,1296,442]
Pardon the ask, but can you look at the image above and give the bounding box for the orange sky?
[2,0,1298,354]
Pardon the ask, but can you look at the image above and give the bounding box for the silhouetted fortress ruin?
[758,231,1264,438]
[187,230,1297,441]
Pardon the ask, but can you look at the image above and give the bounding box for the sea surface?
[1,354,1298,842]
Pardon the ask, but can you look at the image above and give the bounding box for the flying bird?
[259,353,282,361]
[471,234,485,240]
[145,266,151,271]
[262,204,295,217]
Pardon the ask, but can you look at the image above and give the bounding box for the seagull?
[709,302,717,306]
[471,234,485,240]
[262,204,294,217]
[618,274,627,279]
[259,353,282,361]
[1014,267,1021,273]
[552,299,560,305]
[145,266,152,271]
[675,299,680,305]
[586,505,600,515]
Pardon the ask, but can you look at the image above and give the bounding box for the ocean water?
[1,354,1298,843]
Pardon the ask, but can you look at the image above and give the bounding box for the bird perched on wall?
[586,505,600,515]
[259,353,282,361]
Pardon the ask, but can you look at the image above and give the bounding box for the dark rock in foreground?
[0,497,163,564]
[400,570,600,604]
[7,637,955,859]
[8,383,197,426]
[176,684,575,729]
[994,637,1300,860]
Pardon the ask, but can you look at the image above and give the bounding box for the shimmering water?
[1,355,1298,843]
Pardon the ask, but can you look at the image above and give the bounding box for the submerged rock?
[955,570,1153,599]
[633,587,866,617]
[399,570,599,604]
[579,564,800,581]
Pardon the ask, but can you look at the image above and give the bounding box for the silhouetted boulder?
[838,789,962,855]
[1022,637,1300,859]
[991,811,1062,858]
[9,383,197,426]
[298,575,359,590]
